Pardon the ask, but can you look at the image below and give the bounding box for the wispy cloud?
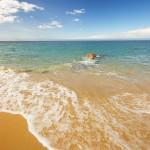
[0,0,43,24]
[84,28,150,40]
[38,21,63,29]
[72,18,80,22]
[66,9,85,15]
[16,19,23,24]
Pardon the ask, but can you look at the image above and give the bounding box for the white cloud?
[0,0,43,24]
[38,21,63,29]
[66,9,85,15]
[0,15,16,24]
[72,18,80,22]
[85,27,150,40]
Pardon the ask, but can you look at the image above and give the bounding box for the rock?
[86,53,97,59]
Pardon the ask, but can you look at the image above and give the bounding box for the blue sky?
[0,0,150,40]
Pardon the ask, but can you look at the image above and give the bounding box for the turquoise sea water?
[0,41,150,150]
[0,41,150,74]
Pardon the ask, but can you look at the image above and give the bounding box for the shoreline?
[0,112,48,150]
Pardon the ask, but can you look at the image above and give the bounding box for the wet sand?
[0,112,47,150]
[0,68,150,150]
[27,70,150,149]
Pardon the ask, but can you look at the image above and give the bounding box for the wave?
[0,67,150,150]
[69,55,104,73]
[0,67,80,149]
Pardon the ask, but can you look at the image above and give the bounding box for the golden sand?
[0,112,47,150]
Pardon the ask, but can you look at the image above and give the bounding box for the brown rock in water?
[86,53,97,59]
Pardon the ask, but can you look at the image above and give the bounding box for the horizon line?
[0,39,150,42]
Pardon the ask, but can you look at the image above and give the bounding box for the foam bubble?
[110,93,150,114]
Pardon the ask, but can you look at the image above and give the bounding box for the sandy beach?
[0,112,47,150]
[0,41,150,149]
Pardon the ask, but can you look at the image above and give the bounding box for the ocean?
[0,41,150,150]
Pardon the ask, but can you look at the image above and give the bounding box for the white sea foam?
[83,93,150,150]
[0,67,84,149]
[79,57,97,65]
[0,67,150,150]
[110,93,150,115]
[70,57,127,80]
[0,68,55,149]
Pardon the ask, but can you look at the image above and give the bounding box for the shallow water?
[0,41,150,150]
